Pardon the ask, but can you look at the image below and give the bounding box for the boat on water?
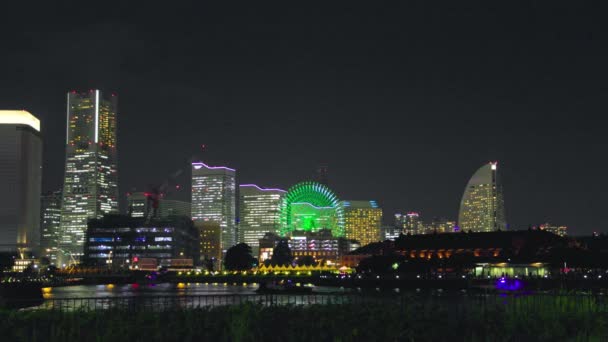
[256,279,313,294]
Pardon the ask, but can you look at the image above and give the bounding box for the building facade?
[0,111,42,256]
[381,225,401,241]
[40,190,62,263]
[84,215,199,268]
[395,212,422,235]
[238,184,285,256]
[458,162,506,232]
[419,218,457,234]
[60,90,119,265]
[342,201,382,246]
[127,191,191,219]
[258,230,352,265]
[196,221,222,268]
[191,162,236,253]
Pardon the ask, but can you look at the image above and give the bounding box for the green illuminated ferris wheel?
[279,181,344,237]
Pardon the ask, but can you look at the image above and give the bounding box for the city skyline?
[1,3,606,235]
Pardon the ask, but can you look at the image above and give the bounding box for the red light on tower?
[133,257,139,263]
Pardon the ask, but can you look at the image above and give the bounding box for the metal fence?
[12,293,608,313]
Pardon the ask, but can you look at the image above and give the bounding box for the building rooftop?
[0,110,40,131]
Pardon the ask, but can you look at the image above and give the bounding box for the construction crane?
[142,146,206,222]
[143,169,183,222]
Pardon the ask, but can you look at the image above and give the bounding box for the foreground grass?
[0,298,606,341]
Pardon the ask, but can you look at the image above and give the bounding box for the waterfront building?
[341,201,382,246]
[127,191,191,219]
[59,90,119,265]
[0,110,42,256]
[196,221,222,268]
[238,184,285,257]
[258,229,350,265]
[191,162,236,253]
[84,215,199,268]
[40,190,62,263]
[537,223,567,237]
[289,229,340,264]
[395,212,422,235]
[258,232,280,263]
[458,162,506,232]
[352,230,563,265]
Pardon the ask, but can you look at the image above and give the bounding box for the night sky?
[1,2,606,235]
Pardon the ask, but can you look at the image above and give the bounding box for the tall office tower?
[238,184,285,256]
[191,162,236,253]
[458,162,506,232]
[395,212,421,235]
[0,111,42,256]
[342,201,383,246]
[60,90,119,265]
[40,190,62,263]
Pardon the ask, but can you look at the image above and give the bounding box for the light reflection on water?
[35,284,355,311]
[43,283,260,299]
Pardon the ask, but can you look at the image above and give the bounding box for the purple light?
[192,162,235,172]
[495,277,524,291]
[239,184,286,192]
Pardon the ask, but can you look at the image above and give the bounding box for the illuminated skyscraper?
[238,184,285,256]
[342,201,383,246]
[40,190,62,263]
[0,111,42,256]
[458,162,506,232]
[59,90,119,265]
[395,212,421,235]
[191,162,236,252]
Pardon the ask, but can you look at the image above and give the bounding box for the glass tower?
[238,184,285,256]
[0,111,42,256]
[59,90,119,265]
[41,190,62,263]
[458,162,506,232]
[191,162,236,253]
[342,201,383,246]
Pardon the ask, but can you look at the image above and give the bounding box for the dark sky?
[1,2,606,235]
